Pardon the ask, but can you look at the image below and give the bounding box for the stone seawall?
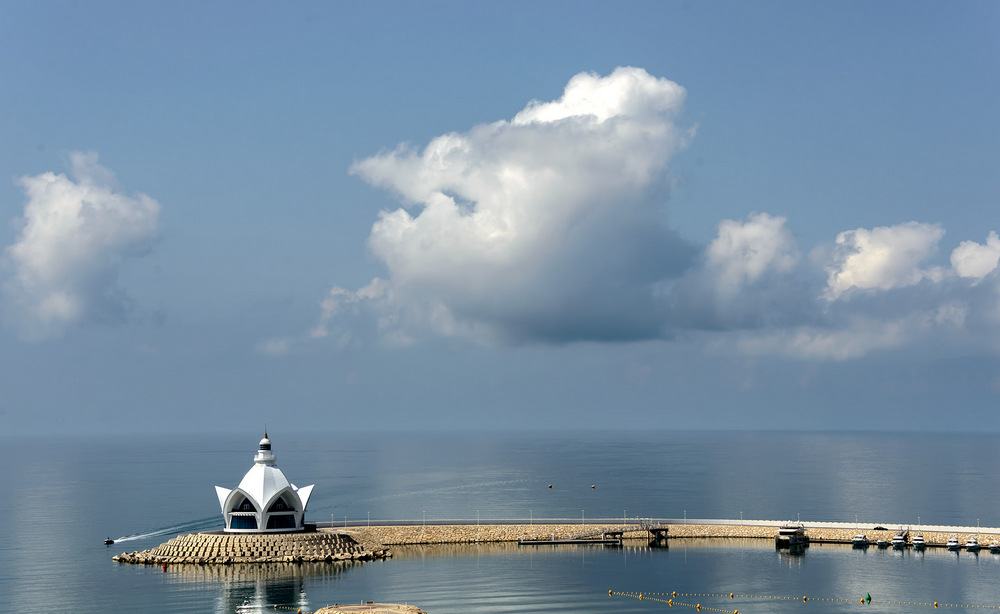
[351,523,1000,548]
[113,528,390,565]
[114,522,1000,565]
[350,524,634,546]
[666,524,1000,546]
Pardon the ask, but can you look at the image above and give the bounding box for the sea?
[3,430,1000,613]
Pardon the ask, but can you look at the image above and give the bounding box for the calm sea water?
[2,430,999,613]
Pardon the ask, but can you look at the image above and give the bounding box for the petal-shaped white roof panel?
[237,463,292,509]
[296,484,315,510]
[215,486,232,512]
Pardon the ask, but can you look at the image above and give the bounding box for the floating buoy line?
[610,590,999,611]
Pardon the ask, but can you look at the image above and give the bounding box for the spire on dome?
[254,432,276,465]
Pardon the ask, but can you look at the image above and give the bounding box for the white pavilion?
[215,433,314,532]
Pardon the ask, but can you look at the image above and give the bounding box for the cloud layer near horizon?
[3,152,160,339]
[309,67,1000,360]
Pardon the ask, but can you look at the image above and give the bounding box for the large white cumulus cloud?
[311,67,1000,360]
[3,152,160,339]
[327,67,696,344]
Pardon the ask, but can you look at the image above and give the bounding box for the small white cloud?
[824,222,945,300]
[951,231,1000,280]
[704,212,799,298]
[3,152,160,339]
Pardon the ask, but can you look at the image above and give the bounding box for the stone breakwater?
[351,523,1000,548]
[351,524,631,546]
[113,528,390,565]
[666,524,1000,546]
[315,605,427,614]
[114,522,1000,565]
[350,524,664,546]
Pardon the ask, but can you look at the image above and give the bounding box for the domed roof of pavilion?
[214,433,314,532]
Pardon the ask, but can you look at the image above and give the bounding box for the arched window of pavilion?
[232,497,256,513]
[268,497,293,512]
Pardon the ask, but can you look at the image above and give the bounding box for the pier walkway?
[321,518,1000,549]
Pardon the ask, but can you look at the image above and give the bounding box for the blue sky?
[1,1,998,435]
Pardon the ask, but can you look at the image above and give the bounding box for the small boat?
[989,542,1000,554]
[947,536,961,551]
[104,537,114,545]
[966,537,981,552]
[892,532,907,549]
[851,534,870,548]
[911,535,926,550]
[876,539,890,549]
[775,524,809,550]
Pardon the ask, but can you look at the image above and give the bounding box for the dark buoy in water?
[548,484,552,488]
[591,485,596,489]
[105,537,114,545]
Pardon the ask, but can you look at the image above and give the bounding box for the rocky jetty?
[113,528,390,565]
[352,523,1000,548]
[352,523,634,546]
[315,605,426,614]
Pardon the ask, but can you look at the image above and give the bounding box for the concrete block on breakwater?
[112,528,390,565]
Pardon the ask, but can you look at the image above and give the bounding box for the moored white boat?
[851,534,870,548]
[989,542,1000,554]
[775,524,809,550]
[966,537,981,552]
[947,536,961,550]
[892,532,907,549]
[911,534,926,550]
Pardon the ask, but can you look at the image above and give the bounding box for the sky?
[1,1,998,436]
